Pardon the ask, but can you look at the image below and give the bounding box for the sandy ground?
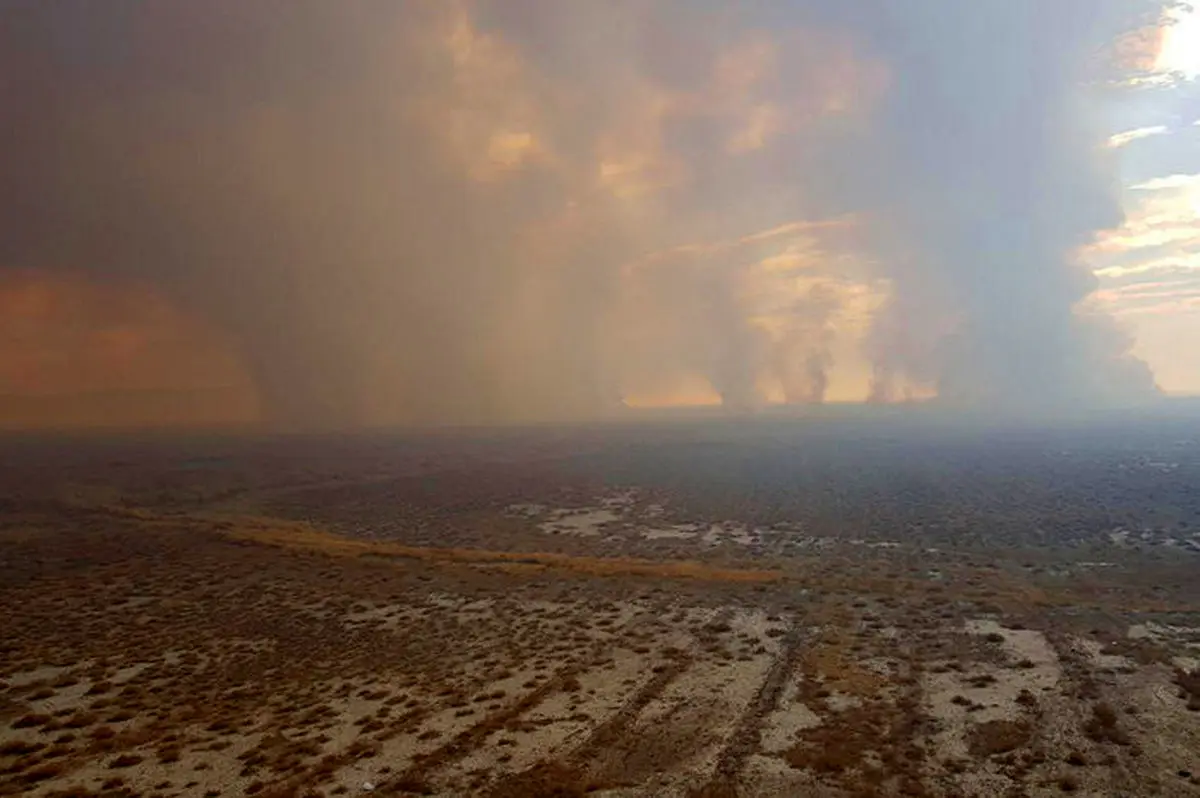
[4,491,1200,798]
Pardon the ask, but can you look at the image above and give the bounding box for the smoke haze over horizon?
[2,0,1196,429]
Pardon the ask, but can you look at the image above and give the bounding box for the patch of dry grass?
[222,519,783,584]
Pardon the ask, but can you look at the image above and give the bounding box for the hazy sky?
[0,1,1196,428]
[1091,5,1200,395]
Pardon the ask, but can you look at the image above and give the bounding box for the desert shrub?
[484,762,581,798]
[388,776,434,795]
[89,725,116,740]
[0,739,44,756]
[21,763,65,783]
[42,744,74,759]
[967,720,1031,757]
[63,712,97,729]
[11,713,51,729]
[788,742,860,774]
[1084,702,1130,745]
[108,753,143,768]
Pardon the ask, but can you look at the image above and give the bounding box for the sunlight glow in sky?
[1073,3,1200,396]
[1158,4,1200,78]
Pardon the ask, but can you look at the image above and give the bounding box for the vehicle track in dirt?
[482,646,695,797]
[688,617,806,797]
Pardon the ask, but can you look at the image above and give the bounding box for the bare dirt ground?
[4,422,1200,797]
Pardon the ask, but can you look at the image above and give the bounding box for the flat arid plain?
[5,410,1200,797]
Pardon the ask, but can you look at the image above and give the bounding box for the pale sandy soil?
[4,498,1200,798]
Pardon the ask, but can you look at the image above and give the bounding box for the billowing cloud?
[0,0,1173,427]
[0,271,257,427]
[1090,170,1200,313]
[0,272,250,396]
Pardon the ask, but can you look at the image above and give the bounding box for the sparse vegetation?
[1083,702,1131,746]
[2,425,1199,796]
[967,720,1031,757]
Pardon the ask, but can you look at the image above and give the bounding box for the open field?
[5,411,1200,796]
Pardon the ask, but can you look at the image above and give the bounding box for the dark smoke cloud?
[838,0,1166,408]
[0,1,1168,427]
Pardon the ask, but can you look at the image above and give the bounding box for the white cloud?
[1107,125,1169,147]
[1094,254,1200,279]
[1089,164,1200,329]
[1130,172,1200,191]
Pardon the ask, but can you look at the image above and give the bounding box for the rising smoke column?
[0,0,1169,427]
[773,285,839,404]
[0,0,877,424]
[0,1,610,427]
[836,0,1166,406]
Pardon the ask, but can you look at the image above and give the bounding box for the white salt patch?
[824,690,863,712]
[642,525,699,541]
[506,503,547,517]
[964,619,1059,673]
[1173,656,1199,672]
[924,620,1062,762]
[598,490,638,509]
[1127,621,1200,643]
[540,508,621,537]
[697,522,764,547]
[4,664,72,688]
[1075,637,1135,671]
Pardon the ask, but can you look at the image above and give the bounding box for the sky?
[1089,4,1200,395]
[0,0,1196,428]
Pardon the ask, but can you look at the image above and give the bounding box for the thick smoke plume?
[0,1,1167,427]
[845,0,1165,408]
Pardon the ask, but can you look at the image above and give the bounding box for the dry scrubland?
[4,416,1200,797]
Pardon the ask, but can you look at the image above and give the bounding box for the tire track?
[568,648,692,759]
[379,657,592,795]
[688,618,805,797]
[484,647,693,797]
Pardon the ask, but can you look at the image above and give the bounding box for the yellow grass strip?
[223,518,783,584]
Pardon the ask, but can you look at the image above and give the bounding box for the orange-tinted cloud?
[0,0,1173,426]
[0,272,258,427]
